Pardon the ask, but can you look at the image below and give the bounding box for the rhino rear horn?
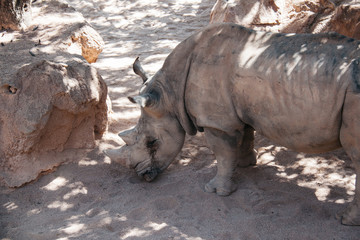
[119,127,137,146]
[133,57,148,83]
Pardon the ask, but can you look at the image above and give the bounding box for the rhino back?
[185,23,360,153]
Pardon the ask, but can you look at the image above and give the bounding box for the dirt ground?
[1,0,360,239]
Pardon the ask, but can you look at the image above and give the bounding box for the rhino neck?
[160,39,198,136]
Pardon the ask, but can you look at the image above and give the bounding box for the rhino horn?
[118,127,137,146]
[104,147,130,167]
[133,57,148,83]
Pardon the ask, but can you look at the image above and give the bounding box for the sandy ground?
[1,0,360,239]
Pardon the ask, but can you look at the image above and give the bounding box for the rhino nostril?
[8,86,17,94]
[142,168,160,182]
[143,172,156,182]
[1,84,17,94]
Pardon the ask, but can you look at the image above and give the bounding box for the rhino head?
[106,58,186,181]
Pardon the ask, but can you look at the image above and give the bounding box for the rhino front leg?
[204,128,245,196]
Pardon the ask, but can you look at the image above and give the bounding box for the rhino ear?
[133,57,148,83]
[128,93,157,108]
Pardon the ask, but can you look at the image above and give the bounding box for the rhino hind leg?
[204,127,250,196]
[337,93,360,225]
[335,198,360,226]
[237,126,257,167]
[337,144,360,225]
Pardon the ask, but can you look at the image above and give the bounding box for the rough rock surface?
[0,60,108,187]
[0,0,32,30]
[0,0,109,187]
[71,25,105,63]
[210,0,360,39]
[331,2,360,39]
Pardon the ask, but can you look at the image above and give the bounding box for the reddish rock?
[71,25,105,64]
[210,0,360,39]
[0,60,109,187]
[0,0,32,30]
[331,3,360,39]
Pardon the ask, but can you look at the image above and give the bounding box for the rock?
[330,2,360,39]
[0,60,109,187]
[0,0,104,64]
[40,0,105,64]
[0,0,110,187]
[71,25,105,63]
[210,0,360,39]
[44,0,105,64]
[0,0,32,30]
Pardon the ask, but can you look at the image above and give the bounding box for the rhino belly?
[233,75,345,154]
[254,121,342,154]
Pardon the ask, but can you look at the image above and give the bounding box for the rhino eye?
[146,138,159,157]
[146,139,158,149]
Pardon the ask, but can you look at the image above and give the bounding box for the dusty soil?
[1,0,360,239]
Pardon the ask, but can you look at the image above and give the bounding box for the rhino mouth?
[142,168,161,182]
[136,166,161,182]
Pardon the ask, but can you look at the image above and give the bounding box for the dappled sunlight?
[27,208,41,216]
[0,31,21,44]
[35,13,83,25]
[42,177,69,191]
[95,57,136,71]
[78,159,98,166]
[239,33,271,68]
[63,182,88,200]
[60,222,86,235]
[120,221,205,240]
[47,201,74,211]
[239,1,261,25]
[293,157,355,202]
[99,132,124,147]
[178,158,192,166]
[41,177,89,212]
[121,222,168,239]
[3,201,18,212]
[257,145,288,165]
[256,140,355,203]
[337,61,353,81]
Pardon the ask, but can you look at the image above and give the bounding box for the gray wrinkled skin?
[106,70,186,182]
[105,23,360,225]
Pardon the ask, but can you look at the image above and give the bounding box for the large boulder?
[40,0,105,64]
[0,0,32,30]
[0,60,108,187]
[0,0,110,187]
[330,2,360,39]
[210,0,360,39]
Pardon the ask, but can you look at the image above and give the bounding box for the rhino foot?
[336,202,360,226]
[204,176,237,196]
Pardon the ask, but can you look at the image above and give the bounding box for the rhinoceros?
[105,23,360,225]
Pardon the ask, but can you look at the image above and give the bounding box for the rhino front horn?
[104,147,129,167]
[133,57,148,83]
